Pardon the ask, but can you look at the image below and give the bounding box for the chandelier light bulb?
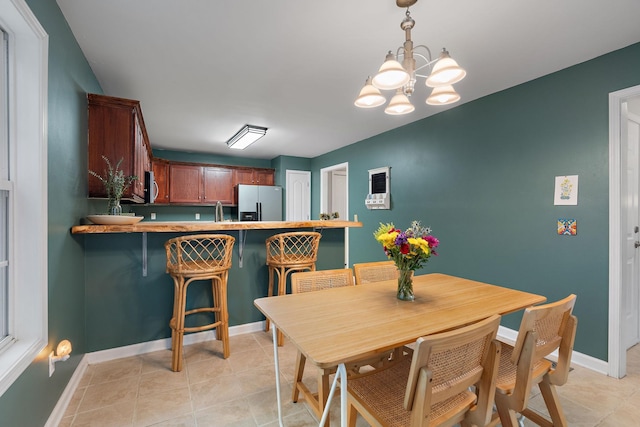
[385,89,415,115]
[372,52,411,90]
[425,49,467,87]
[355,77,386,108]
[426,85,461,105]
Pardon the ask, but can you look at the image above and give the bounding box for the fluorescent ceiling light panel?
[226,125,268,149]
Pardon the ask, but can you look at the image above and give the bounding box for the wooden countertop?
[71,220,362,234]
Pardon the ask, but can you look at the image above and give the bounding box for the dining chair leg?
[347,402,358,427]
[495,394,520,427]
[535,377,567,426]
[291,351,306,402]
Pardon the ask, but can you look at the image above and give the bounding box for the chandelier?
[354,0,466,115]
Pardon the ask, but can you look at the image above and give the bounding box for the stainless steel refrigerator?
[237,184,283,221]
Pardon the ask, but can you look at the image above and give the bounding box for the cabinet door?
[152,160,170,203]
[254,169,275,185]
[203,167,234,205]
[88,100,136,199]
[234,168,255,185]
[132,113,146,199]
[169,164,202,204]
[87,94,152,203]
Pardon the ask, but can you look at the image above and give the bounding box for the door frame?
[609,84,640,378]
[320,162,349,268]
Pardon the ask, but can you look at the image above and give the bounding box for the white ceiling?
[57,0,640,160]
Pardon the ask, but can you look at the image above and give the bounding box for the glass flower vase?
[396,268,414,301]
[107,198,122,215]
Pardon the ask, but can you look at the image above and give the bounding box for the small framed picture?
[558,218,577,235]
[554,175,578,205]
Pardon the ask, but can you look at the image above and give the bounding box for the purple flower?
[394,232,408,247]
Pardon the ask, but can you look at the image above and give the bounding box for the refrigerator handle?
[257,202,262,221]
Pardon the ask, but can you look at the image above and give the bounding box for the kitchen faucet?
[215,201,223,222]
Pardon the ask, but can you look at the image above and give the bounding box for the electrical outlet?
[195,213,200,220]
[150,212,156,220]
[48,351,55,377]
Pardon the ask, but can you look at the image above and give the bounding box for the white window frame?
[0,0,48,396]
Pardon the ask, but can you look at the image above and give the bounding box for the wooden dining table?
[254,272,546,427]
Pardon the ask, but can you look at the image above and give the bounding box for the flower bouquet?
[374,220,439,301]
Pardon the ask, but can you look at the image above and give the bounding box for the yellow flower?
[408,237,430,256]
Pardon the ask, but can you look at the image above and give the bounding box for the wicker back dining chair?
[264,231,322,345]
[289,268,355,423]
[353,260,398,285]
[164,234,235,372]
[492,294,577,427]
[346,314,502,427]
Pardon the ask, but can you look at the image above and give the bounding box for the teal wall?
[1,0,639,423]
[272,155,313,215]
[0,0,102,425]
[312,42,640,361]
[153,148,273,168]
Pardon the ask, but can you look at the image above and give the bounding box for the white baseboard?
[45,321,265,426]
[44,356,89,427]
[498,325,608,374]
[47,321,609,426]
[85,320,265,364]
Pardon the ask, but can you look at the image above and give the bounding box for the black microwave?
[144,170,156,204]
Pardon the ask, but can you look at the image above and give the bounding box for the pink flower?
[425,235,439,249]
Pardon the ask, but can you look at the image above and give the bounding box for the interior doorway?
[609,85,640,378]
[320,162,349,268]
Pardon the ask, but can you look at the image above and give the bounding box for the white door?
[623,105,640,350]
[331,170,347,220]
[286,170,311,221]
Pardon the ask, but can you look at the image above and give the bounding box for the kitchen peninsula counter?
[71,219,361,234]
[73,219,361,275]
[75,219,357,350]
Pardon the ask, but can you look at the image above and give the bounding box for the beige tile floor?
[59,332,640,427]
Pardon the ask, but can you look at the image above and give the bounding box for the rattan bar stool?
[265,231,321,345]
[164,234,235,372]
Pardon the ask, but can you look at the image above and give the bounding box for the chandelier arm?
[412,45,433,62]
[412,55,438,78]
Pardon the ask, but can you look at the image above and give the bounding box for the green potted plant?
[89,156,137,215]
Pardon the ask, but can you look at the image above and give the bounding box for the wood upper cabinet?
[161,160,276,205]
[169,164,202,204]
[234,168,275,186]
[203,167,234,205]
[152,159,170,204]
[234,168,255,186]
[87,93,153,202]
